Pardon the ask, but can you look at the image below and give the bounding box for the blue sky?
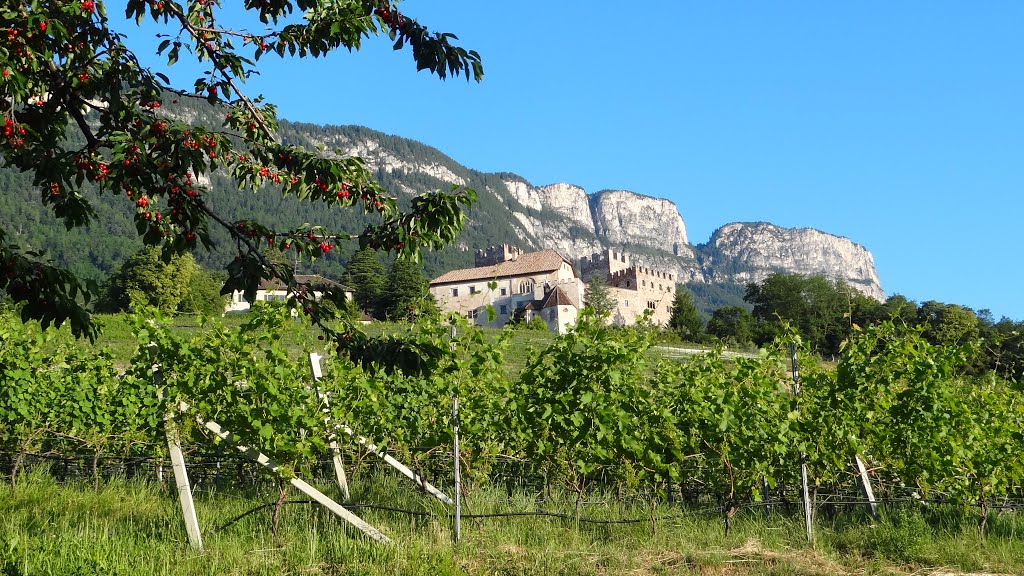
[117,2,1024,320]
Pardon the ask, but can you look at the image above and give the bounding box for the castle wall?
[475,243,524,267]
[582,247,678,326]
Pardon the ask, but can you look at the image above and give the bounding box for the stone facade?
[429,248,583,333]
[580,248,677,326]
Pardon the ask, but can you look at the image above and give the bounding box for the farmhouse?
[580,248,677,326]
[429,245,584,333]
[224,274,352,314]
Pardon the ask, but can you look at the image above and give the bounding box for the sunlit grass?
[3,468,1024,575]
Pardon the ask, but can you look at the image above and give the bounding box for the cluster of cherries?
[2,116,26,149]
[374,2,405,31]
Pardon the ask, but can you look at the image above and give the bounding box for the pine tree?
[381,258,436,321]
[669,288,704,342]
[584,275,614,317]
[342,248,386,318]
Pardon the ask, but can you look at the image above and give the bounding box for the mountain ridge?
[0,98,885,312]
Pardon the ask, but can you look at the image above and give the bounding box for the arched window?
[519,280,534,294]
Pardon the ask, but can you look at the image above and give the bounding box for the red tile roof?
[430,250,573,285]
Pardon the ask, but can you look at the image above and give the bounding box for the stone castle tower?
[580,248,677,326]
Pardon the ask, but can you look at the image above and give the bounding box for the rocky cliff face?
[591,190,689,254]
[700,222,884,300]
[501,180,604,258]
[496,181,703,283]
[322,124,885,300]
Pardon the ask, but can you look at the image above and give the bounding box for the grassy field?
[2,469,1023,576]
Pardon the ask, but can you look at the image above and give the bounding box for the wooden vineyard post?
[450,324,462,544]
[150,345,203,550]
[790,342,814,543]
[453,396,462,544]
[854,455,879,518]
[167,424,203,550]
[311,353,453,506]
[308,353,350,502]
[334,425,454,505]
[178,401,391,544]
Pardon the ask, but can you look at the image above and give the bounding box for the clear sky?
[116,2,1024,320]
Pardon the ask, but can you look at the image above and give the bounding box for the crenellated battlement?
[475,244,523,267]
[581,247,676,289]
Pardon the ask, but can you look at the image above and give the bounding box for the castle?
[429,244,678,332]
[429,244,584,333]
[580,248,677,326]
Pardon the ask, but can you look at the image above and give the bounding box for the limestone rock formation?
[700,222,884,300]
[318,124,885,300]
[501,180,603,258]
[591,190,689,254]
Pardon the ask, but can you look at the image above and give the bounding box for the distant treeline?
[686,273,1023,382]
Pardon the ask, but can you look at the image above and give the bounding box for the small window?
[452,288,459,297]
[624,300,629,307]
[647,301,656,310]
[499,305,507,315]
[469,286,478,295]
[468,309,479,320]
[500,287,507,296]
[642,280,646,287]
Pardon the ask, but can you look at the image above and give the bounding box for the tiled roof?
[430,250,572,285]
[258,274,348,291]
[540,286,577,309]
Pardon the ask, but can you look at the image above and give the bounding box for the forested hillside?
[0,95,546,283]
[0,94,882,316]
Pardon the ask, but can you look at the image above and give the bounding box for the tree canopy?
[583,275,614,318]
[706,305,753,345]
[380,256,435,321]
[0,1,481,349]
[668,287,703,342]
[97,245,222,315]
[342,247,385,317]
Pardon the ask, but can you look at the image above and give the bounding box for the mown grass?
[2,468,1023,576]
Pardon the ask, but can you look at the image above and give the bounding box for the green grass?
[3,468,1024,576]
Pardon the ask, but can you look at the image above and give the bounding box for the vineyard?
[2,305,1024,573]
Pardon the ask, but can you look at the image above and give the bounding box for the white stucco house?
[224,274,352,314]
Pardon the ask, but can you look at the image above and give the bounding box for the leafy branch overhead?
[0,0,482,345]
